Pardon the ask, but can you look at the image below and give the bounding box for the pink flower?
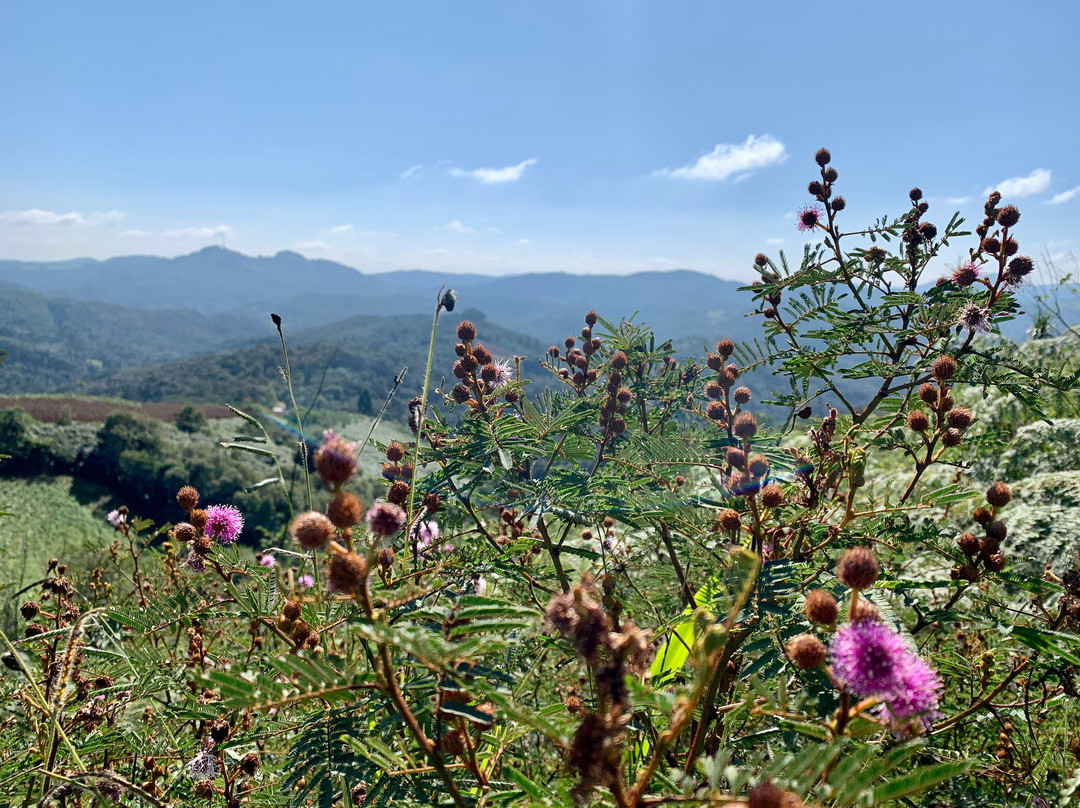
[877,653,943,732]
[106,509,126,528]
[796,204,824,232]
[181,543,206,573]
[313,431,359,488]
[204,505,244,545]
[959,303,991,333]
[257,554,276,568]
[829,619,909,697]
[297,574,315,589]
[366,501,406,537]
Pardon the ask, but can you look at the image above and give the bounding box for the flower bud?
[837,547,879,591]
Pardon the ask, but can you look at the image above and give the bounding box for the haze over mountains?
[0,247,1074,412]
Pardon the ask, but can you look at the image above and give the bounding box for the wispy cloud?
[985,168,1052,198]
[516,238,531,246]
[439,220,475,234]
[161,225,233,239]
[1049,186,1080,205]
[0,208,125,226]
[400,164,424,180]
[944,196,972,205]
[655,134,788,181]
[327,224,354,234]
[766,238,784,245]
[449,158,538,184]
[119,229,153,238]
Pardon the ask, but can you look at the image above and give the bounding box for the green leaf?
[871,760,975,803]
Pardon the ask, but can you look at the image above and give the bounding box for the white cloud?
[647,257,679,268]
[0,208,125,226]
[656,134,788,181]
[985,168,1051,198]
[1049,186,1080,205]
[944,196,972,205]
[294,240,333,251]
[516,238,531,246]
[161,225,233,239]
[766,238,784,245]
[400,164,424,180]
[119,229,153,238]
[449,158,538,184]
[327,224,354,234]
[440,220,475,234]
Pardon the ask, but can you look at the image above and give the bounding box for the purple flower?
[796,204,824,232]
[487,358,513,390]
[106,509,126,527]
[877,652,942,732]
[181,543,206,573]
[204,505,244,544]
[297,574,315,589]
[829,619,910,698]
[959,303,991,333]
[186,750,217,780]
[313,431,359,488]
[257,554,276,568]
[366,501,406,538]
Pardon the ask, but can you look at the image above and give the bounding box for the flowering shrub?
[2,149,1080,807]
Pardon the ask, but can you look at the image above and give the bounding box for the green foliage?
[2,151,1079,808]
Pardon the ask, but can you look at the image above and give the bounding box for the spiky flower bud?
[947,408,973,431]
[837,547,879,591]
[815,148,832,167]
[718,509,742,531]
[786,634,826,669]
[997,205,1020,228]
[1008,255,1035,278]
[749,778,785,808]
[932,355,957,381]
[942,428,962,447]
[705,401,727,421]
[328,553,367,593]
[804,589,838,625]
[19,601,39,620]
[919,382,938,406]
[748,454,770,476]
[726,447,747,469]
[958,532,979,555]
[986,520,1007,542]
[973,506,992,526]
[906,410,930,432]
[733,412,758,439]
[290,511,335,549]
[733,386,752,404]
[909,187,923,202]
[328,491,363,528]
[717,337,735,358]
[176,486,199,511]
[283,601,302,621]
[953,263,980,286]
[456,321,477,341]
[986,481,1012,508]
[760,483,784,508]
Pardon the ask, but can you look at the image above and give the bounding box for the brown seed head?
[717,337,735,358]
[905,410,930,432]
[973,506,992,526]
[1008,255,1035,278]
[814,148,831,167]
[385,441,406,462]
[981,236,1001,254]
[174,522,197,543]
[919,383,938,406]
[473,344,492,365]
[997,205,1020,228]
[377,547,395,570]
[958,532,979,555]
[283,601,302,621]
[456,321,477,341]
[837,547,879,591]
[20,601,40,620]
[786,633,826,669]
[176,486,199,511]
[387,480,410,505]
[423,491,443,513]
[952,263,979,286]
[451,384,471,403]
[985,520,1007,542]
[947,408,973,431]
[733,386,752,404]
[705,380,723,399]
[328,491,363,528]
[290,511,335,549]
[986,553,1007,572]
[328,553,368,593]
[706,401,727,421]
[986,481,1012,508]
[189,509,208,531]
[942,428,963,447]
[803,589,838,625]
[748,454,770,477]
[760,483,783,508]
[733,412,758,440]
[726,447,747,469]
[749,779,785,808]
[718,509,742,531]
[932,355,957,381]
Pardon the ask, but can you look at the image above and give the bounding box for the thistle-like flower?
[959,303,991,333]
[796,204,824,232]
[204,504,244,544]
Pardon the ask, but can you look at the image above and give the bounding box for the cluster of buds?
[702,337,743,429]
[907,354,972,450]
[751,257,783,320]
[899,186,939,262]
[974,192,1035,288]
[954,482,1012,580]
[792,148,843,236]
[449,320,516,410]
[277,600,321,652]
[597,347,632,436]
[543,579,653,802]
[171,486,245,573]
[547,310,604,395]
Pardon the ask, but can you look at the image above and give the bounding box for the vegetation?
[2,150,1080,808]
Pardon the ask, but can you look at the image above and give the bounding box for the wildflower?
[417,520,439,550]
[297,574,315,589]
[106,508,126,528]
[313,431,359,488]
[485,357,513,390]
[366,502,406,538]
[290,511,334,549]
[837,546,879,590]
[796,204,824,232]
[204,505,243,544]
[830,619,910,697]
[181,543,206,573]
[877,653,943,732]
[186,750,217,780]
[952,262,980,287]
[959,303,991,333]
[257,554,276,568]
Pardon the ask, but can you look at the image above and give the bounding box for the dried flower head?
[456,320,477,341]
[986,481,1012,508]
[952,262,980,287]
[387,480,410,505]
[932,355,957,381]
[327,490,363,528]
[786,633,826,669]
[837,547,879,591]
[760,483,784,508]
[803,589,839,625]
[328,552,368,592]
[718,509,742,532]
[733,386,752,404]
[290,511,335,549]
[313,432,359,489]
[366,502,406,538]
[905,410,930,432]
[733,412,758,440]
[748,779,785,808]
[997,205,1020,228]
[176,485,199,511]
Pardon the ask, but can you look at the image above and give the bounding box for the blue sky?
[1,1,1077,280]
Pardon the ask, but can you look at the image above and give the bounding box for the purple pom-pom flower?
[204,504,244,544]
[829,619,911,698]
[366,501,406,538]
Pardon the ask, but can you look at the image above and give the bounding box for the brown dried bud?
[189,509,209,532]
[706,401,727,421]
[958,563,980,582]
[1008,255,1035,278]
[25,624,45,639]
[387,480,410,506]
[239,751,260,776]
[932,355,957,381]
[705,380,723,399]
[456,321,477,341]
[942,428,963,447]
[726,447,747,469]
[837,547,879,591]
[733,386,752,404]
[851,599,882,622]
[985,520,1007,542]
[385,441,406,462]
[423,492,443,513]
[958,532,979,555]
[193,780,216,799]
[906,410,930,432]
[973,506,992,527]
[986,481,1012,508]
[451,384,471,403]
[748,454,770,477]
[440,728,466,757]
[804,589,839,625]
[952,263,979,286]
[733,412,758,440]
[946,408,973,431]
[786,633,826,669]
[210,719,230,743]
[760,483,784,508]
[328,491,364,528]
[283,601,302,621]
[174,522,197,543]
[176,486,199,511]
[718,509,742,532]
[749,778,785,808]
[997,205,1020,228]
[981,236,1001,254]
[328,553,368,593]
[290,511,335,549]
[815,148,832,167]
[717,337,735,358]
[472,344,492,365]
[20,601,40,620]
[377,547,395,570]
[919,383,938,406]
[986,553,1007,572]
